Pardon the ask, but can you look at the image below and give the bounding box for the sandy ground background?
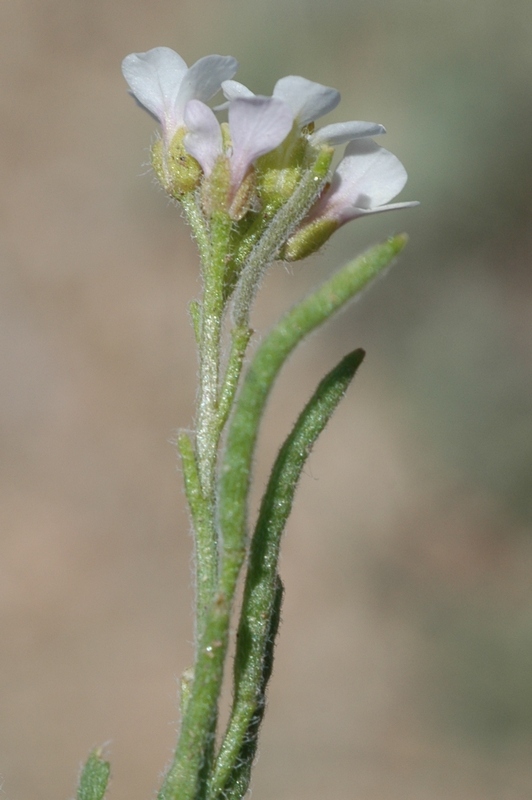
[1,1,532,798]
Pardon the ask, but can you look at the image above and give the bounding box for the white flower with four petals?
[121,47,238,146]
[122,47,417,231]
[221,75,386,146]
[308,138,419,225]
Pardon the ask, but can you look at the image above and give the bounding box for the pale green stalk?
[232,147,333,328]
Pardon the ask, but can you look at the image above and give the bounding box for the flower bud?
[282,217,339,261]
[256,127,307,207]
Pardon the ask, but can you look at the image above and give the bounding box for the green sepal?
[151,131,202,198]
[201,156,232,218]
[258,163,303,207]
[256,127,313,207]
[282,216,339,261]
[77,748,111,800]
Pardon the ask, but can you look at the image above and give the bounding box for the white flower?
[183,96,293,199]
[308,138,418,224]
[221,75,338,126]
[121,47,238,145]
[221,75,385,146]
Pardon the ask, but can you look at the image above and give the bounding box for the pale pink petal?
[177,55,238,108]
[273,76,340,126]
[214,79,255,112]
[338,200,420,223]
[311,139,417,223]
[228,97,293,188]
[122,47,188,137]
[221,80,255,101]
[334,139,408,206]
[184,100,223,176]
[310,120,386,146]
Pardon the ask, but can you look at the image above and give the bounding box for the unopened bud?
[282,217,339,262]
[256,127,308,208]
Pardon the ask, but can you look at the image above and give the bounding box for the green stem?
[210,350,365,799]
[181,193,211,268]
[177,433,217,635]
[159,212,234,800]
[193,211,233,629]
[158,590,232,800]
[231,147,333,328]
[196,212,231,497]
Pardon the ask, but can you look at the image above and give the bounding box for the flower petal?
[309,139,416,224]
[184,100,223,176]
[177,55,239,108]
[228,96,293,187]
[122,47,188,133]
[273,76,340,126]
[310,120,386,146]
[333,139,410,208]
[339,200,420,223]
[221,79,255,101]
[214,79,255,112]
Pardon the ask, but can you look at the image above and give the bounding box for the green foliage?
[77,749,110,800]
[211,349,365,799]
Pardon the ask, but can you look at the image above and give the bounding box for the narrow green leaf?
[162,236,406,800]
[215,577,284,800]
[217,325,253,432]
[211,349,364,799]
[219,236,406,602]
[77,749,110,800]
[232,147,333,328]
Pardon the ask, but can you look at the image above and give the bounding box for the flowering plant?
[76,46,417,800]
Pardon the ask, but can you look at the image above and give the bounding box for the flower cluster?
[122,47,417,259]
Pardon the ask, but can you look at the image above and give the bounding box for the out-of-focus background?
[1,1,532,798]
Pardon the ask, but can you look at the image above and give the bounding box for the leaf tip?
[389,232,409,255]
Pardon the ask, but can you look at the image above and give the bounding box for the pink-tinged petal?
[122,47,188,134]
[273,76,340,126]
[338,200,420,223]
[214,79,254,112]
[228,97,293,187]
[335,139,408,206]
[221,80,255,101]
[184,100,223,176]
[310,120,386,146]
[310,139,416,223]
[177,55,239,108]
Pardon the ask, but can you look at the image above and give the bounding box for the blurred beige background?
[1,1,532,798]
